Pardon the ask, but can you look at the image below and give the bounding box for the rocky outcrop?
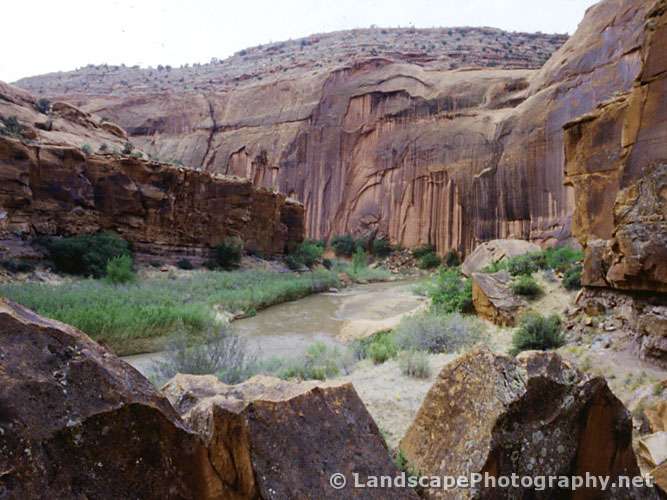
[162,373,418,499]
[0,298,219,499]
[19,2,651,255]
[399,348,652,499]
[471,271,525,326]
[0,83,304,262]
[462,239,541,276]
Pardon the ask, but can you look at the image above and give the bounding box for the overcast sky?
[3,0,599,83]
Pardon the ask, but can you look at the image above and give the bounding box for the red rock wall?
[0,137,303,261]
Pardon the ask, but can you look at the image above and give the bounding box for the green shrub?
[35,98,51,114]
[510,275,542,298]
[399,350,431,378]
[394,312,484,353]
[122,141,134,155]
[428,268,473,314]
[176,258,194,270]
[105,255,136,284]
[506,254,540,276]
[44,232,132,278]
[0,116,23,137]
[82,143,92,155]
[544,246,584,273]
[352,247,368,274]
[372,238,393,258]
[412,244,436,259]
[562,264,582,290]
[214,237,243,269]
[285,254,304,270]
[352,330,397,363]
[294,241,324,268]
[418,252,441,269]
[277,341,353,380]
[510,313,565,356]
[331,234,356,257]
[443,250,461,268]
[0,259,35,273]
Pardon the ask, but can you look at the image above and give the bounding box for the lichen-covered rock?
[0,298,218,499]
[462,239,542,276]
[471,271,525,326]
[162,374,419,499]
[399,348,650,499]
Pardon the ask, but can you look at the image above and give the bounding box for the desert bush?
[418,252,441,269]
[443,250,461,268]
[510,274,542,298]
[81,143,92,155]
[152,324,256,384]
[506,254,540,276]
[277,341,353,380]
[331,234,356,257]
[352,247,368,274]
[351,330,397,363]
[1,259,35,273]
[428,268,473,314]
[412,244,436,259]
[290,240,324,269]
[394,312,484,354]
[510,312,565,356]
[105,255,136,284]
[176,258,194,270]
[399,350,431,379]
[214,237,243,269]
[544,246,584,273]
[35,98,51,114]
[372,238,392,258]
[122,141,134,154]
[562,264,582,290]
[0,116,23,137]
[44,231,132,278]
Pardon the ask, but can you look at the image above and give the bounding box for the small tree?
[35,98,51,114]
[510,313,565,356]
[215,237,243,270]
[105,255,136,284]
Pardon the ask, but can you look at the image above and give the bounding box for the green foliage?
[276,341,353,380]
[412,244,436,259]
[44,231,131,278]
[394,312,484,353]
[443,250,461,268]
[285,254,305,271]
[510,274,543,298]
[176,258,194,270]
[418,252,441,269]
[35,98,51,114]
[399,350,431,378]
[544,246,584,273]
[506,254,540,276]
[105,255,136,284]
[331,234,356,257]
[81,143,92,155]
[0,116,23,137]
[427,268,473,314]
[352,247,367,274]
[562,264,582,290]
[0,268,339,354]
[214,237,243,270]
[122,141,134,154]
[510,312,565,356]
[288,240,324,269]
[0,259,35,273]
[352,331,398,364]
[372,238,393,258]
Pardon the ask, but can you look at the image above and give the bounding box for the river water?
[124,279,423,376]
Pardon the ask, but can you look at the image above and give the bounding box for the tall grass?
[0,269,339,354]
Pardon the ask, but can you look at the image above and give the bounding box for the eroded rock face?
[0,84,304,262]
[162,374,418,499]
[0,298,218,499]
[400,348,649,499]
[462,239,541,276]
[15,0,654,255]
[471,271,525,326]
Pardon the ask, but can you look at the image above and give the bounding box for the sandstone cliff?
[0,82,304,263]
[14,2,656,257]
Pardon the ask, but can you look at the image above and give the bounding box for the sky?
[3,0,599,83]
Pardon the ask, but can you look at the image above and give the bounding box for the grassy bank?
[0,269,339,355]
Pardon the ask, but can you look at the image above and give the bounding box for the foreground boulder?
[462,239,541,277]
[471,271,525,326]
[163,374,418,499]
[0,298,218,499]
[400,348,652,499]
